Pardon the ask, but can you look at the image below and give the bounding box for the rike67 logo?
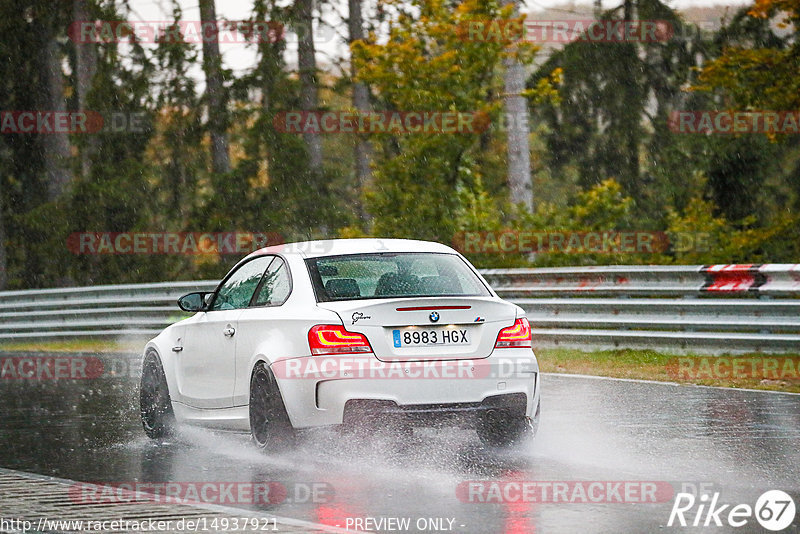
[668,490,796,531]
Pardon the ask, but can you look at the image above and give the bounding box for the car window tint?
[253,257,291,306]
[211,256,272,310]
[308,253,490,302]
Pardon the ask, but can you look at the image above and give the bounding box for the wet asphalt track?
[1,351,799,534]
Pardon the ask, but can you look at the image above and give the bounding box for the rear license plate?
[392,328,469,347]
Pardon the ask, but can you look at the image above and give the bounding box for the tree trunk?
[348,0,372,221]
[623,0,633,20]
[0,192,7,290]
[40,37,72,202]
[503,0,532,212]
[73,0,98,179]
[199,0,231,175]
[621,0,640,199]
[297,0,323,172]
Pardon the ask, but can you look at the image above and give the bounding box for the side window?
[211,256,272,311]
[253,257,291,307]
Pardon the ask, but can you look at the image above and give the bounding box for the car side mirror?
[178,292,211,312]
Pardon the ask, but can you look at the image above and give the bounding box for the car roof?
[246,238,457,259]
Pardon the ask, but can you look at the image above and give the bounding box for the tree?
[150,3,204,228]
[296,0,323,172]
[348,0,373,221]
[0,188,6,290]
[697,0,800,111]
[692,4,800,222]
[72,0,98,179]
[353,0,542,242]
[502,0,532,212]
[530,0,707,217]
[38,5,72,202]
[199,0,231,175]
[221,0,337,241]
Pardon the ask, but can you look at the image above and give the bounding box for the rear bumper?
[271,349,540,428]
[343,392,529,428]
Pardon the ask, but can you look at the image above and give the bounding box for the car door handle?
[172,346,183,352]
[223,325,236,337]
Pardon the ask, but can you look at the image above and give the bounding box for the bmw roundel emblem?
[429,312,440,323]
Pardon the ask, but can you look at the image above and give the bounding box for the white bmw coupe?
[140,239,540,448]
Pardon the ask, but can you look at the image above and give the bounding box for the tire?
[140,351,175,439]
[476,406,535,448]
[249,362,296,450]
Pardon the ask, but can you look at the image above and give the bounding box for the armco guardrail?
[482,264,800,353]
[0,280,216,340]
[0,265,798,353]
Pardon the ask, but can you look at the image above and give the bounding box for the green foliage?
[520,179,638,266]
[664,187,800,264]
[1,0,800,290]
[455,175,504,234]
[696,0,800,112]
[456,179,641,268]
[352,0,544,243]
[531,0,712,220]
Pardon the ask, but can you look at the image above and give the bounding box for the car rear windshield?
[306,252,491,302]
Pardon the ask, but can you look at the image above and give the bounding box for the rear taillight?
[494,317,532,348]
[308,325,373,355]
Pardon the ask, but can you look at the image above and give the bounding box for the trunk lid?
[316,297,516,361]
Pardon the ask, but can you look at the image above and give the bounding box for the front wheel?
[249,362,296,451]
[140,351,175,439]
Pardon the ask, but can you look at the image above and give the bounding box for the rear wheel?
[140,351,175,439]
[249,363,296,450]
[476,405,535,448]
